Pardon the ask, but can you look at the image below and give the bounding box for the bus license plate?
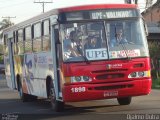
[104,91,118,97]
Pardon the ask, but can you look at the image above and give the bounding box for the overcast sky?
[0,0,157,24]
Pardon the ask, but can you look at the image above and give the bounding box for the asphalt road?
[0,77,160,120]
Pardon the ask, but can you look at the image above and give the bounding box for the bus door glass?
[7,38,16,89]
[51,24,62,99]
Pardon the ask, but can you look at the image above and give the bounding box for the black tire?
[18,81,37,102]
[49,80,64,112]
[117,97,131,105]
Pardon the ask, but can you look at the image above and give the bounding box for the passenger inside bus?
[84,35,100,49]
[110,29,128,47]
[63,31,81,59]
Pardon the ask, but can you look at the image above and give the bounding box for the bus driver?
[110,29,128,47]
[63,31,80,59]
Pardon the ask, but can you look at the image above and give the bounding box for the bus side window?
[13,31,18,55]
[3,34,8,56]
[24,26,32,53]
[33,22,42,52]
[17,29,24,55]
[42,19,51,51]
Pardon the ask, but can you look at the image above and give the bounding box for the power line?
[34,0,53,13]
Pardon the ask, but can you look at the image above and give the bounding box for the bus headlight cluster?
[128,70,150,78]
[71,76,91,83]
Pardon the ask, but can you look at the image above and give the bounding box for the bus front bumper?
[62,79,151,102]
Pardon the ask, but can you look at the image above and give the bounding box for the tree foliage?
[0,19,14,30]
[148,41,160,78]
[0,19,14,63]
[0,19,14,39]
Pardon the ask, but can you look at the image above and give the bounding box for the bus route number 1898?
[71,87,86,93]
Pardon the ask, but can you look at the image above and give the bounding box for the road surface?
[0,77,160,120]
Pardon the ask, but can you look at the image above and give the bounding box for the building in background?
[141,0,160,78]
[142,1,160,23]
[142,1,160,42]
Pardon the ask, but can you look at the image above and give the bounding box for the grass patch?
[152,78,160,89]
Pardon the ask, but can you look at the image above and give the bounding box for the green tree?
[0,19,14,63]
[0,19,14,39]
[148,41,160,78]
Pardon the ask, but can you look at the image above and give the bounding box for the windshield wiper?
[76,44,90,64]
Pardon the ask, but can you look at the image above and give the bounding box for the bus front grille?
[96,73,124,80]
[92,69,128,73]
[92,84,133,90]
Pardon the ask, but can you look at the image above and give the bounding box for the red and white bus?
[3,4,151,112]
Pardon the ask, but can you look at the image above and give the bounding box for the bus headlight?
[83,76,90,81]
[75,76,81,82]
[130,72,137,78]
[138,71,144,77]
[128,70,150,78]
[71,76,91,83]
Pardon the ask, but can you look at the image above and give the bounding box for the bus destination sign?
[61,9,138,21]
[90,10,137,19]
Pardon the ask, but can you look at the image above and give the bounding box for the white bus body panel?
[22,52,54,98]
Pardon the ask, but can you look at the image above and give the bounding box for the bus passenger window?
[17,29,24,55]
[3,34,8,56]
[24,26,32,53]
[33,22,42,52]
[13,31,18,55]
[42,20,50,51]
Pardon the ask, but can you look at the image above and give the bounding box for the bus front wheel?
[117,97,131,105]
[49,80,64,112]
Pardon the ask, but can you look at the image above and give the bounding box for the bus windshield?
[60,19,149,62]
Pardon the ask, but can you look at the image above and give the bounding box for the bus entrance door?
[7,37,16,89]
[51,24,62,101]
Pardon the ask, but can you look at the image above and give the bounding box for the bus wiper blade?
[76,45,90,64]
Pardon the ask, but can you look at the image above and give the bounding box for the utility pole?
[34,0,53,13]
[2,16,16,26]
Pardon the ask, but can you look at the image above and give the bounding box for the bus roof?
[59,4,138,12]
[3,4,138,33]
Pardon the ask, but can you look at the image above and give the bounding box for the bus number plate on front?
[71,87,86,93]
[104,91,118,97]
